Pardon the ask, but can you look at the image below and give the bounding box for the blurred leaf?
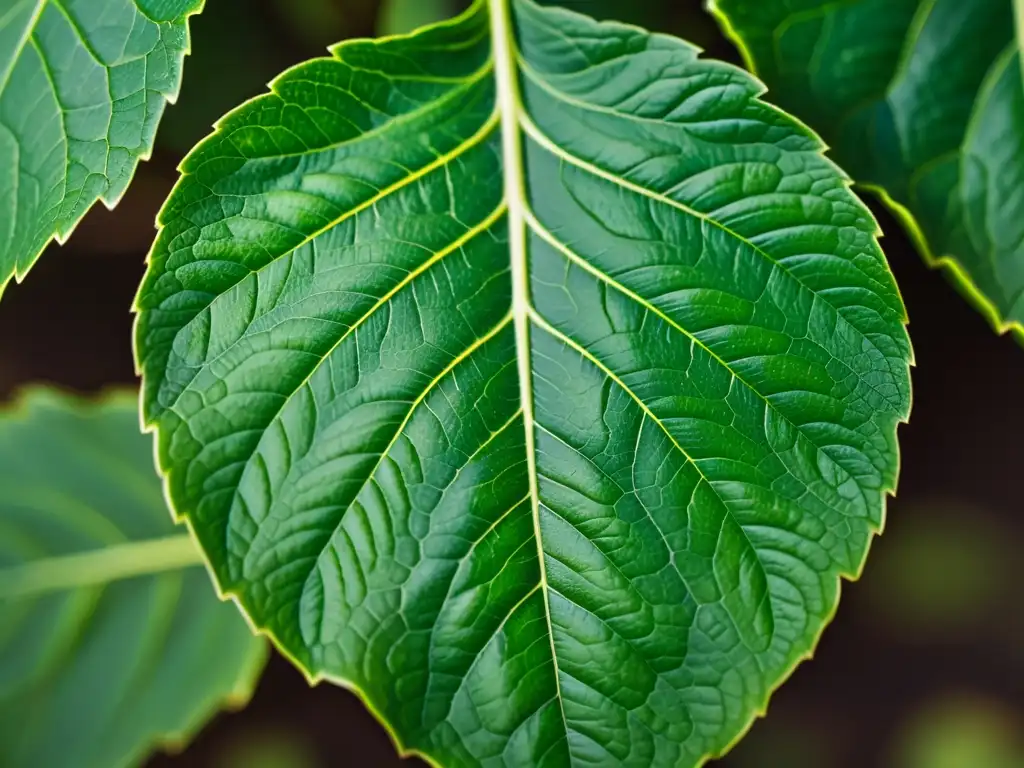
[863,499,1014,640]
[893,696,1024,768]
[216,728,320,768]
[377,0,462,35]
[270,0,348,49]
[0,0,201,296]
[0,389,268,768]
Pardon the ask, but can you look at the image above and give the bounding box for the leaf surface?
[0,389,267,768]
[711,0,1024,334]
[134,1,912,764]
[0,0,202,293]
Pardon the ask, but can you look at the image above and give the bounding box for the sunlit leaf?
[134,0,911,764]
[0,0,202,294]
[0,389,267,768]
[711,0,1024,336]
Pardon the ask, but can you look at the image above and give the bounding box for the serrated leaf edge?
[132,1,915,765]
[707,0,1024,345]
[0,1,206,300]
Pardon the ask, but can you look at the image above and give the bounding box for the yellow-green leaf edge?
[0,0,206,301]
[707,0,1024,344]
[130,2,915,765]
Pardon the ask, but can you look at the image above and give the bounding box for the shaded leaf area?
[0,389,267,768]
[134,0,910,765]
[711,0,1024,334]
[0,0,201,293]
[377,0,462,35]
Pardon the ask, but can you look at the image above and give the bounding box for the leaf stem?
[0,533,205,599]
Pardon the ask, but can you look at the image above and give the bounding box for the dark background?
[2,1,1021,765]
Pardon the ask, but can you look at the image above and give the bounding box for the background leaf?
[0,0,202,294]
[134,0,911,764]
[710,0,1024,336]
[0,388,268,768]
[376,0,462,35]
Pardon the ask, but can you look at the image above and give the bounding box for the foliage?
[0,0,202,295]
[133,0,910,764]
[0,389,267,768]
[710,0,1024,336]
[377,0,461,35]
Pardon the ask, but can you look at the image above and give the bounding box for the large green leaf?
[0,0,202,294]
[710,0,1024,336]
[0,388,267,768]
[134,0,911,764]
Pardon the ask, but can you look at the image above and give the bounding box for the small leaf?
[711,0,1024,336]
[0,388,267,768]
[0,0,202,294]
[134,0,911,764]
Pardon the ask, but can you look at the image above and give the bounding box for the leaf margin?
[706,0,1024,344]
[131,0,915,764]
[0,0,206,301]
[0,383,270,767]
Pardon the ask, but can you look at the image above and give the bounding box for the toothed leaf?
[712,0,1024,334]
[0,0,202,293]
[134,1,911,764]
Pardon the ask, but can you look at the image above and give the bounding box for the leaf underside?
[134,0,911,765]
[711,0,1024,334]
[0,0,201,294]
[0,390,267,768]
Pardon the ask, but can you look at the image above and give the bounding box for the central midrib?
[488,0,572,747]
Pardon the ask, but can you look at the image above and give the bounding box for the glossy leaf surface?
[0,389,267,768]
[0,0,202,293]
[134,0,911,764]
[711,0,1024,334]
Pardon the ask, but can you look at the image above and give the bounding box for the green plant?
[2,0,1019,765]
[0,0,201,295]
[710,0,1024,337]
[0,390,266,767]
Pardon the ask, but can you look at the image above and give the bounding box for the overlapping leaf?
[134,0,911,764]
[0,389,267,768]
[0,0,202,293]
[711,0,1024,335]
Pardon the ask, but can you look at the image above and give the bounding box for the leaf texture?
[0,0,202,293]
[0,389,267,768]
[134,0,912,764]
[711,0,1024,335]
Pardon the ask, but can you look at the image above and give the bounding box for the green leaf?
[0,0,202,294]
[710,0,1024,336]
[0,388,267,768]
[133,0,911,764]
